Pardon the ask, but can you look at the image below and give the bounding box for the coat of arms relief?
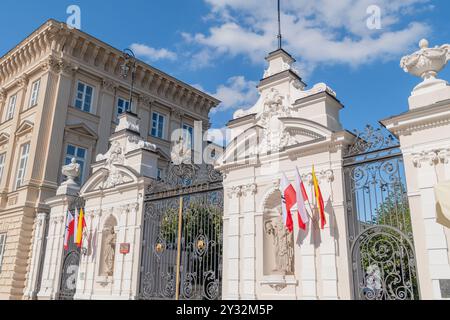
[258,88,293,153]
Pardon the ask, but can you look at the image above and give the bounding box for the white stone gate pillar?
[217,48,354,300]
[73,112,158,300]
[382,39,450,299]
[222,185,242,300]
[23,212,49,300]
[37,194,78,300]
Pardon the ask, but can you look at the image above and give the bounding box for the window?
[15,142,30,190]
[74,81,94,113]
[29,79,40,107]
[0,153,6,184]
[116,98,130,118]
[0,233,6,273]
[151,112,165,139]
[64,144,87,183]
[182,124,194,149]
[157,168,163,181]
[6,94,17,121]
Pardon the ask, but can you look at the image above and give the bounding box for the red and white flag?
[64,211,75,250]
[73,208,79,245]
[280,172,296,233]
[295,167,310,230]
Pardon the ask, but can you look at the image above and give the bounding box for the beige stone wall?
[0,19,219,300]
[0,207,35,299]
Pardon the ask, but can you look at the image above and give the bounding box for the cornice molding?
[0,19,220,112]
[382,101,450,136]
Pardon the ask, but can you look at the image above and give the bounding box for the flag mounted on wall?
[63,211,75,251]
[295,167,310,230]
[312,166,326,229]
[75,207,86,248]
[280,172,296,233]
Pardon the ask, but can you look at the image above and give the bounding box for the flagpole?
[175,196,183,301]
[295,166,314,220]
[277,0,282,49]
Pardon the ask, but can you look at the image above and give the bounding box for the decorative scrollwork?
[351,226,418,300]
[203,271,220,300]
[181,273,197,299]
[140,156,223,301]
[141,272,154,299]
[344,124,418,300]
[68,196,85,212]
[58,251,80,300]
[345,125,399,157]
[146,163,222,195]
[161,272,176,298]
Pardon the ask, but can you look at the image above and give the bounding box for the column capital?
[227,185,242,198]
[241,183,257,196]
[411,148,450,167]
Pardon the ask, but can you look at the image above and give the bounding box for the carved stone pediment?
[65,123,98,140]
[0,133,10,145]
[80,165,138,193]
[218,116,331,166]
[15,120,34,136]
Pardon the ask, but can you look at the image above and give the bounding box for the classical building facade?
[2,18,449,301]
[0,19,219,300]
[23,37,450,300]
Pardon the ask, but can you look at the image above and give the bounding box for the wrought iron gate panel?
[344,125,419,300]
[58,196,84,300]
[139,163,223,300]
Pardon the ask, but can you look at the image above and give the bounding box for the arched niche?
[263,189,294,276]
[99,215,117,277]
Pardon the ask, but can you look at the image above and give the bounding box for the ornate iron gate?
[57,197,84,300]
[139,163,223,300]
[343,125,419,300]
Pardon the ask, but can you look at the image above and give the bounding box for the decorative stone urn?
[400,39,450,93]
[57,157,81,195]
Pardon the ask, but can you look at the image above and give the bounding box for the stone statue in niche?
[103,227,116,276]
[264,216,294,274]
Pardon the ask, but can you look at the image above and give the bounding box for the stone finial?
[61,158,80,185]
[400,39,450,109]
[400,39,449,91]
[57,158,81,195]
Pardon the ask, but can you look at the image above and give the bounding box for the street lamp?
[120,48,137,113]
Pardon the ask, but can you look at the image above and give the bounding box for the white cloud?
[184,0,431,70]
[210,76,259,113]
[130,43,177,62]
[193,76,258,114]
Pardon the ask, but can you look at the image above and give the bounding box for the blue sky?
[1,0,450,136]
